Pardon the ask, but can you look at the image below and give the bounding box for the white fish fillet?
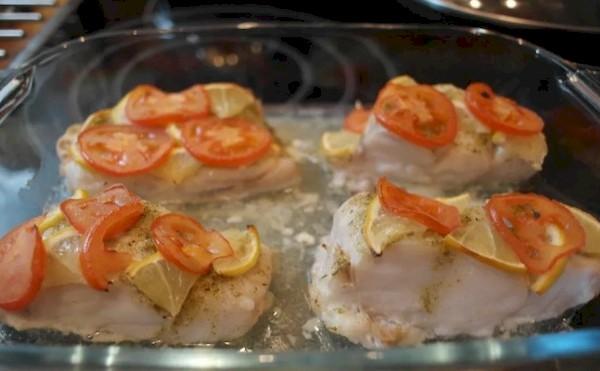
[0,203,273,344]
[169,247,272,343]
[337,83,547,194]
[309,193,600,348]
[56,87,300,203]
[0,284,165,342]
[59,152,299,203]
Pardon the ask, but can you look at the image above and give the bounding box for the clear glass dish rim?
[0,23,596,368]
[4,22,578,75]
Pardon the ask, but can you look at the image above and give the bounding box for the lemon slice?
[151,147,202,184]
[40,191,90,287]
[204,83,259,119]
[213,226,261,277]
[82,109,113,129]
[43,225,80,247]
[389,75,417,87]
[436,193,473,211]
[127,253,198,316]
[530,256,569,294]
[567,206,600,256]
[110,95,129,124]
[321,130,361,161]
[442,195,527,273]
[43,225,84,287]
[44,253,83,288]
[69,141,94,170]
[363,195,425,255]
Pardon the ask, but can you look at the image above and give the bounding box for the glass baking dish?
[1,24,600,370]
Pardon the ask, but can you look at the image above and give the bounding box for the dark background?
[48,0,600,66]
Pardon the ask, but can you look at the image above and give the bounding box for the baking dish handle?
[0,67,34,127]
[563,64,600,114]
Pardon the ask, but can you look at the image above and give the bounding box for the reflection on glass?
[469,0,482,9]
[505,0,518,9]
[152,12,174,30]
[226,53,239,66]
[213,55,225,67]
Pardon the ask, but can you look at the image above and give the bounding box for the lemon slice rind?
[567,206,600,257]
[363,195,424,256]
[440,194,527,273]
[213,225,261,277]
[530,256,569,295]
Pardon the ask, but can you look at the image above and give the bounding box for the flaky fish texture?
[310,193,600,348]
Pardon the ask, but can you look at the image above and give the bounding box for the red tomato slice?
[373,84,458,148]
[182,116,273,168]
[60,184,140,236]
[80,203,143,290]
[0,219,46,311]
[151,213,233,274]
[78,124,174,176]
[465,82,544,136]
[125,85,210,126]
[485,193,585,274]
[377,177,460,235]
[343,106,371,134]
[125,84,211,126]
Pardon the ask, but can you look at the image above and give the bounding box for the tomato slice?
[80,202,143,290]
[151,213,233,274]
[60,184,140,236]
[182,116,273,168]
[465,82,544,136]
[343,106,371,134]
[78,124,174,176]
[485,193,585,274]
[373,84,458,148]
[125,84,211,127]
[0,219,46,311]
[377,177,460,235]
